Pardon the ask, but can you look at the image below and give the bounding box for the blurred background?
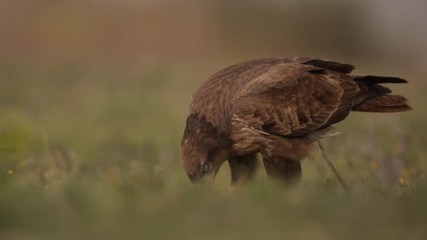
[1,1,426,239]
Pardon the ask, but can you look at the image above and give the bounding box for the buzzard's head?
[181,114,231,183]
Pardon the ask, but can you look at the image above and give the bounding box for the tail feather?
[351,74,411,113]
[352,94,412,112]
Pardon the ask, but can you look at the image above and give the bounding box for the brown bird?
[181,57,411,185]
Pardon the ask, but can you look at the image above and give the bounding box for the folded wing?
[231,61,358,137]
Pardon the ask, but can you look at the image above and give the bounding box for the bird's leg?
[228,154,258,186]
[262,153,302,184]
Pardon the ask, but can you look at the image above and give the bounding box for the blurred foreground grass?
[1,64,427,240]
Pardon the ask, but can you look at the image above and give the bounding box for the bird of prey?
[181,57,411,185]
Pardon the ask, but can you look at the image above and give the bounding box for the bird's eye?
[202,162,211,173]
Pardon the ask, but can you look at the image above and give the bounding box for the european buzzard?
[181,57,411,185]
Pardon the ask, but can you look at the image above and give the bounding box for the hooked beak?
[206,159,228,184]
[205,166,221,184]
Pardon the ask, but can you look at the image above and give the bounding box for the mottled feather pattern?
[231,67,348,139]
[190,58,288,133]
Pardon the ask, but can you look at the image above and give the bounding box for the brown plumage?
[181,57,411,185]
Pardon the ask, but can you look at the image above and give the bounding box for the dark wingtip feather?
[353,75,408,84]
[302,59,355,74]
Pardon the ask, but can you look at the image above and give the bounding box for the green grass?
[0,64,426,240]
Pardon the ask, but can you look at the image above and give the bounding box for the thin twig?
[317,141,349,191]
